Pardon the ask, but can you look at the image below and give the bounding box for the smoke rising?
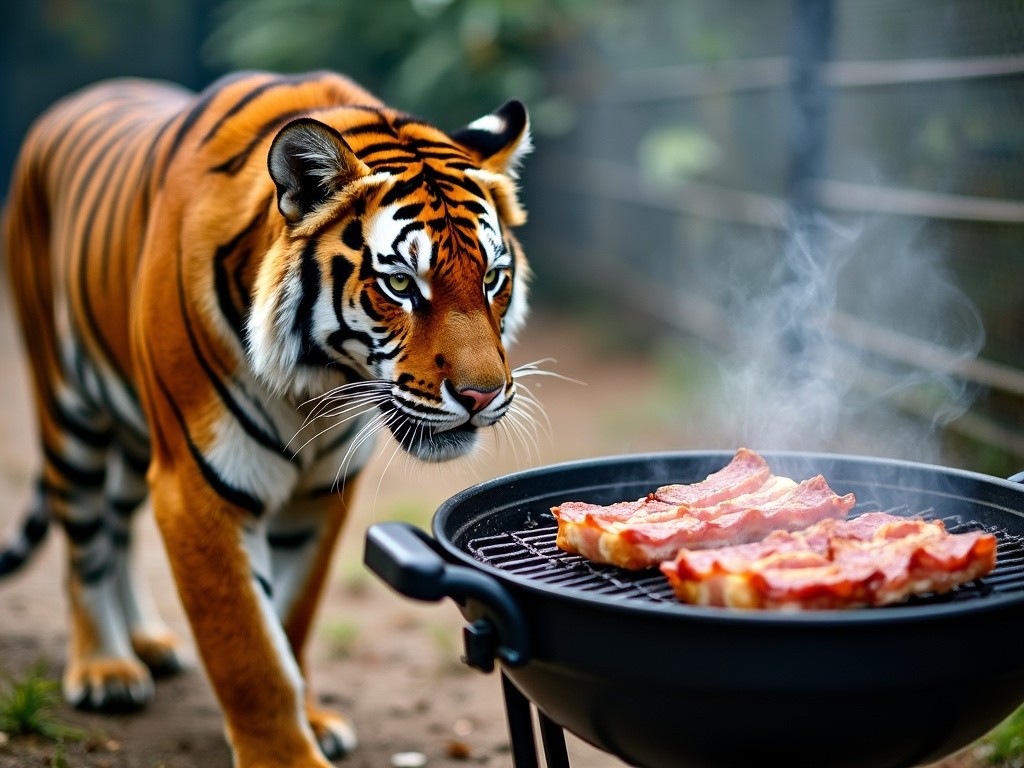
[711,212,985,461]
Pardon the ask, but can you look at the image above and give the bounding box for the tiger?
[1,70,532,767]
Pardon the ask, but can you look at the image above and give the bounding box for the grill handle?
[364,522,530,672]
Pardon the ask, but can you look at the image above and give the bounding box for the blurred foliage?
[203,0,604,133]
[982,704,1024,765]
[637,125,721,187]
[35,0,183,60]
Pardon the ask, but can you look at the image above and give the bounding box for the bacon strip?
[554,447,771,526]
[660,512,998,610]
[552,449,856,570]
[553,448,772,565]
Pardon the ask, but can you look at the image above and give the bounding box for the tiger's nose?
[446,381,501,414]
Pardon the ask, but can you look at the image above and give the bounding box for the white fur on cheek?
[503,269,529,346]
[473,205,529,347]
[246,243,353,399]
[247,247,303,393]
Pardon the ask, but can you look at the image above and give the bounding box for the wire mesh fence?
[524,0,1024,467]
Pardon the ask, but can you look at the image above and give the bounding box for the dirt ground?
[0,277,1002,768]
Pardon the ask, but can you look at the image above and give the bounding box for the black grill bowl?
[366,451,1024,768]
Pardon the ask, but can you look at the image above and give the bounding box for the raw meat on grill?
[551,448,856,570]
[659,511,998,609]
[554,447,771,526]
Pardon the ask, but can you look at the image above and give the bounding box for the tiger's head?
[247,101,532,462]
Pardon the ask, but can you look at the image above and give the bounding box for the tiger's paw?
[63,656,154,711]
[131,627,187,677]
[308,705,358,761]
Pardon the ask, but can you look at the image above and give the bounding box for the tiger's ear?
[451,100,532,179]
[268,118,370,224]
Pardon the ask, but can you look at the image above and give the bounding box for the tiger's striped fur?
[2,70,531,767]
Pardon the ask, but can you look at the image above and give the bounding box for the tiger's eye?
[483,268,500,287]
[388,273,412,294]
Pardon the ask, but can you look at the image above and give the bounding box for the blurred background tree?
[203,0,587,135]
[2,0,1024,475]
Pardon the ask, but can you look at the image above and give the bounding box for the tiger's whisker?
[287,396,390,452]
[510,385,552,439]
[334,410,393,493]
[512,361,585,387]
[372,437,408,512]
[301,379,390,406]
[296,395,389,432]
[287,403,385,455]
[308,395,389,423]
[302,381,391,423]
[503,406,542,465]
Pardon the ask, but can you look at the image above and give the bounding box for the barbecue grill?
[364,451,1024,768]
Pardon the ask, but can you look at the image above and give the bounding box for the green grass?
[0,663,85,742]
[49,738,70,768]
[983,705,1024,765]
[320,620,360,660]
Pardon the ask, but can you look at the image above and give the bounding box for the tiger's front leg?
[149,464,331,768]
[269,480,361,761]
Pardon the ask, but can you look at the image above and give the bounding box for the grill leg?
[501,671,540,768]
[538,710,570,768]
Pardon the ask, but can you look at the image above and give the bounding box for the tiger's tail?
[0,486,50,578]
[1,130,59,578]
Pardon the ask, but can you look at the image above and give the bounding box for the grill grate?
[465,506,1024,608]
